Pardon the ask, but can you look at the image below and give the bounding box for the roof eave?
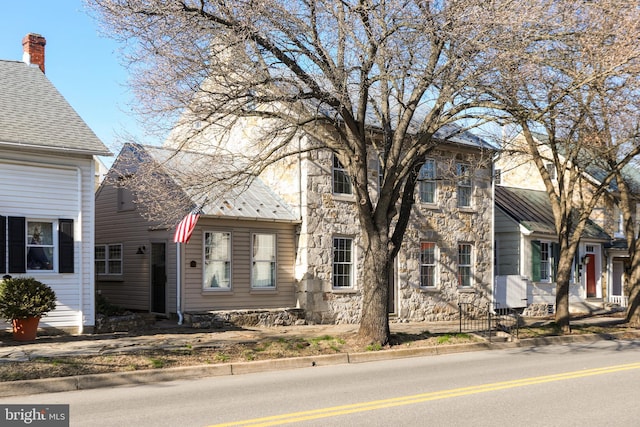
[0,140,112,157]
[202,214,301,224]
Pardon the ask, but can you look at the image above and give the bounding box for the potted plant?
[0,277,56,341]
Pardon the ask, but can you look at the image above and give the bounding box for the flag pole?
[176,242,183,325]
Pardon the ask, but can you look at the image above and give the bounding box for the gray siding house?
[95,144,300,320]
[494,186,612,314]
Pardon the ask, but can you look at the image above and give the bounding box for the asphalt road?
[3,339,640,426]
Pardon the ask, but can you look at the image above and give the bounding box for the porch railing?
[458,302,520,342]
[608,295,629,308]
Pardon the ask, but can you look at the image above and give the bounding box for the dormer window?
[545,163,556,180]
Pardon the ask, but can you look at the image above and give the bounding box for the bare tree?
[484,1,640,332]
[88,0,519,345]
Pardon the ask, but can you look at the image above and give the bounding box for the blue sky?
[0,1,152,164]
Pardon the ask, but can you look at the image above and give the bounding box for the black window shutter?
[0,216,5,274]
[59,219,74,273]
[8,217,26,274]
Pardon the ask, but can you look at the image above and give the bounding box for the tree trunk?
[357,240,391,346]
[625,255,640,325]
[554,256,573,333]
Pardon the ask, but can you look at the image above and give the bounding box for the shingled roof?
[495,185,610,240]
[0,60,110,156]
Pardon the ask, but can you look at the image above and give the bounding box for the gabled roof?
[0,60,111,156]
[124,144,299,223]
[495,185,610,240]
[529,131,640,195]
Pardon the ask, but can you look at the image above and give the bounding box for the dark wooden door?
[151,243,167,314]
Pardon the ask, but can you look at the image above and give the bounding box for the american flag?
[173,208,202,244]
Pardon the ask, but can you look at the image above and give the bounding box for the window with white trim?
[333,237,354,288]
[540,242,552,281]
[456,163,472,208]
[95,244,122,275]
[420,241,437,288]
[332,154,352,195]
[545,163,557,180]
[27,220,55,271]
[1,216,73,274]
[494,168,502,185]
[419,159,437,204]
[531,240,557,283]
[252,233,276,288]
[204,231,231,289]
[457,243,473,287]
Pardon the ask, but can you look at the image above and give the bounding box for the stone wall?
[285,146,494,324]
[94,313,156,333]
[184,308,306,329]
[522,303,554,317]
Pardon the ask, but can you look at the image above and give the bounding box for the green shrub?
[96,294,126,316]
[0,277,56,320]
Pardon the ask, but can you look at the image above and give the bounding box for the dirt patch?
[1,322,636,382]
[0,331,480,382]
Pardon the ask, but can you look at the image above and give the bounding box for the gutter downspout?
[490,153,497,313]
[298,134,303,221]
[77,166,84,334]
[176,242,183,325]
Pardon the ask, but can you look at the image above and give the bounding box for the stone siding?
[264,145,495,324]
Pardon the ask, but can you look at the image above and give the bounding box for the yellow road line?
[208,362,640,427]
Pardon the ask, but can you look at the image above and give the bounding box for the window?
[333,237,354,288]
[419,160,437,204]
[204,231,231,289]
[117,177,135,211]
[27,221,54,271]
[614,208,625,238]
[95,244,122,275]
[0,216,74,274]
[531,240,557,282]
[545,163,556,180]
[333,154,352,195]
[252,233,276,288]
[420,242,437,288]
[457,243,472,287]
[540,242,551,281]
[456,163,472,208]
[494,168,502,185]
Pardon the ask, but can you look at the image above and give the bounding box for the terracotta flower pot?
[12,317,40,341]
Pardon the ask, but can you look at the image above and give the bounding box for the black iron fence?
[458,302,520,342]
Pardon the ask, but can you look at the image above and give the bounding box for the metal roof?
[495,185,610,240]
[0,60,111,156]
[140,144,299,223]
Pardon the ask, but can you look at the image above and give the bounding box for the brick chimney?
[22,33,46,73]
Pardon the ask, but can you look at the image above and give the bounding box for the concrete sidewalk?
[0,316,636,398]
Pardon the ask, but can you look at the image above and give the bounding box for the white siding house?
[0,34,111,333]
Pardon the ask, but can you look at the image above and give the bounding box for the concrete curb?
[2,330,639,398]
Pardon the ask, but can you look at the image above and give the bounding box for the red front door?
[586,254,597,298]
